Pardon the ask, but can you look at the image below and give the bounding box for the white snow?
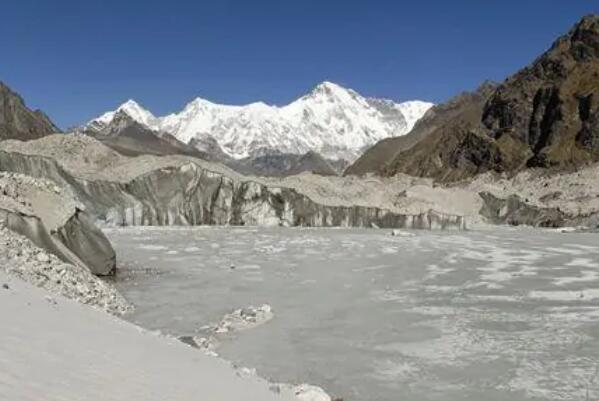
[86,82,433,161]
[395,100,434,132]
[0,271,299,401]
[93,99,157,127]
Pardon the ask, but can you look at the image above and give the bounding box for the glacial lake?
[107,226,599,401]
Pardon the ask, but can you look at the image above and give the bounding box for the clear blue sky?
[1,0,595,129]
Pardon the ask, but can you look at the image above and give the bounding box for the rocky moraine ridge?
[0,135,466,231]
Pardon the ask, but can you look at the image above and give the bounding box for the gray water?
[107,226,599,401]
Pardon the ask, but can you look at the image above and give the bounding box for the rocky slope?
[0,81,59,140]
[0,172,117,276]
[240,151,340,177]
[345,82,497,176]
[0,227,129,314]
[353,15,599,182]
[77,110,210,159]
[83,82,433,162]
[0,134,466,230]
[482,14,599,169]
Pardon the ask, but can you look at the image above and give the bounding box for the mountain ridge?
[83,81,433,162]
[349,14,599,181]
[0,81,59,141]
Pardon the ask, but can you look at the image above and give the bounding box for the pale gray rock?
[0,172,116,275]
[0,135,467,230]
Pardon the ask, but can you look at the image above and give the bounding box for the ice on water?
[108,227,599,401]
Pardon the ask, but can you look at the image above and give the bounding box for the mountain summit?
[83,82,433,162]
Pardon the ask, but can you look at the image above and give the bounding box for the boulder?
[0,172,116,276]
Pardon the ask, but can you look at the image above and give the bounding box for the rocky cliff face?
[0,173,116,276]
[0,135,466,230]
[354,15,599,182]
[0,82,59,140]
[482,15,599,169]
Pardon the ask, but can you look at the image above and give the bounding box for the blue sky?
[0,1,594,128]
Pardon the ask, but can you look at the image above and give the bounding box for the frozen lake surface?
[107,227,599,401]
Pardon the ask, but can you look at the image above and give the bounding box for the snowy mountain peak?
[305,81,360,103]
[185,97,218,109]
[92,99,156,128]
[83,82,434,161]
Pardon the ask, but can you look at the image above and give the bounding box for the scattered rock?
[2,283,9,290]
[36,253,50,263]
[213,304,274,334]
[0,227,130,315]
[293,384,332,401]
[178,335,219,356]
[391,229,415,237]
[45,295,57,305]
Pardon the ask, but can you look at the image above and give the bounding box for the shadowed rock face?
[477,190,599,228]
[478,192,566,227]
[78,111,209,159]
[0,149,466,230]
[0,82,59,140]
[352,15,599,182]
[482,14,599,170]
[241,151,340,177]
[0,173,116,276]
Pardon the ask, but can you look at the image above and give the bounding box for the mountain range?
[1,15,597,183]
[81,81,433,165]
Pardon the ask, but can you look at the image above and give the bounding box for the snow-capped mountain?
[84,82,433,162]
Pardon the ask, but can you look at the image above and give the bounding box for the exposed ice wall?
[0,151,466,230]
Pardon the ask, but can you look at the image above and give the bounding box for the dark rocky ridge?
[482,14,599,170]
[78,111,210,159]
[345,82,497,176]
[0,82,59,140]
[242,151,340,177]
[350,15,599,182]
